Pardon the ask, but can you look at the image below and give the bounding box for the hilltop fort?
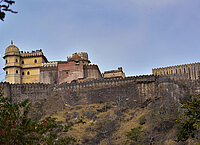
[3,41,200,85]
[1,41,200,114]
[1,41,200,144]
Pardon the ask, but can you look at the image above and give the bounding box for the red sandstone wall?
[58,61,84,84]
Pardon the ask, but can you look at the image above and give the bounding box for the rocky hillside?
[47,81,199,145]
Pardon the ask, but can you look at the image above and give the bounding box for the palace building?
[3,41,102,84]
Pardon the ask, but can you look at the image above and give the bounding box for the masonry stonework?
[152,62,200,80]
[3,42,102,84]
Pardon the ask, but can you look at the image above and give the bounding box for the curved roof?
[5,40,20,56]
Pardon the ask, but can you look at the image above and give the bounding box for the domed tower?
[3,40,21,83]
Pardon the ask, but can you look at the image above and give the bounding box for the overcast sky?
[1,0,200,81]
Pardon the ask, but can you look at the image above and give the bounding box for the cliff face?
[0,76,199,144]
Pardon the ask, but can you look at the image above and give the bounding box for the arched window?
[34,59,37,63]
[16,70,18,74]
[6,71,8,75]
[27,71,30,75]
[22,72,24,75]
[22,60,24,64]
[16,59,18,63]
[6,60,8,64]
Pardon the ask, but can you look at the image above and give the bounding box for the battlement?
[152,62,200,81]
[67,52,90,63]
[42,62,58,67]
[20,49,42,56]
[57,74,156,91]
[104,67,125,78]
[152,62,200,70]
[84,64,99,69]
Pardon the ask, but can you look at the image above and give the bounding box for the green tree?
[0,87,85,144]
[174,95,200,142]
[0,0,17,21]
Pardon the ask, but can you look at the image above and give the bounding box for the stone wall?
[40,66,58,84]
[152,62,200,80]
[83,64,102,80]
[1,74,191,118]
[58,61,84,84]
[104,67,125,78]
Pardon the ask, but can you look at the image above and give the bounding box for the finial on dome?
[11,40,13,45]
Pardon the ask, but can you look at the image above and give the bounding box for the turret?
[67,52,91,65]
[3,40,21,83]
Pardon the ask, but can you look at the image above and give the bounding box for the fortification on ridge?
[3,41,199,85]
[152,62,200,80]
[3,41,103,84]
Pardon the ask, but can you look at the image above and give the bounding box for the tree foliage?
[0,87,85,144]
[125,126,143,144]
[174,95,200,142]
[0,0,17,21]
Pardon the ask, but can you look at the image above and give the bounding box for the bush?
[125,126,143,144]
[174,95,200,142]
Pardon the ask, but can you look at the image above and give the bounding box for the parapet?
[152,62,200,70]
[84,64,99,69]
[67,52,91,63]
[104,67,125,78]
[42,61,58,67]
[104,67,124,74]
[20,49,48,62]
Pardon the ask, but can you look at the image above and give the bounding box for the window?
[22,72,24,75]
[6,60,8,64]
[6,71,8,75]
[22,60,24,64]
[27,71,30,75]
[171,70,173,74]
[16,70,18,74]
[16,59,18,63]
[34,59,37,63]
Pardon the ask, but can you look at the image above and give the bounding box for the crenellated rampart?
[0,74,178,117]
[57,75,155,91]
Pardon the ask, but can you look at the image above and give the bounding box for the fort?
[1,41,200,116]
[3,41,102,84]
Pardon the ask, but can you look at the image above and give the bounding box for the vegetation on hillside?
[175,95,200,142]
[0,87,85,144]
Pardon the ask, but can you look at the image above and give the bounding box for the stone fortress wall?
[3,41,200,116]
[152,62,200,80]
[1,71,198,117]
[40,62,58,84]
[0,74,156,105]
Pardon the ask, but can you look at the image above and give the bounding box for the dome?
[5,40,20,56]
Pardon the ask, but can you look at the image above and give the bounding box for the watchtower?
[3,40,21,83]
